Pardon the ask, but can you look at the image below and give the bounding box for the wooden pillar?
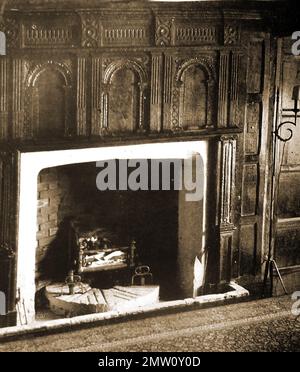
[150,53,163,132]
[76,57,87,136]
[91,57,101,136]
[12,59,24,139]
[218,136,237,282]
[0,57,9,140]
[0,151,19,327]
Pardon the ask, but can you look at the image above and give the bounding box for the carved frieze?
[80,12,150,47]
[175,25,218,45]
[101,23,149,47]
[22,24,74,47]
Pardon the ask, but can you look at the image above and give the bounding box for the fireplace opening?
[16,142,208,324]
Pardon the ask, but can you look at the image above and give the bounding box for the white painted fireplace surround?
[16,141,208,324]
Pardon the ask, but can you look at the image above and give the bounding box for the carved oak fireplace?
[0,0,289,327]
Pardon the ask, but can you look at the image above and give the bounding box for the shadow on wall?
[38,218,71,283]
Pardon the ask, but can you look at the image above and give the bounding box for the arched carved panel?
[25,61,73,138]
[108,68,139,132]
[181,65,208,129]
[172,57,216,131]
[102,60,148,133]
[35,70,66,137]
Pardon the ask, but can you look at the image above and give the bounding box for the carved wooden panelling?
[229,52,242,127]
[276,227,300,268]
[278,171,300,219]
[240,224,257,276]
[247,41,264,94]
[109,68,139,132]
[181,65,208,129]
[245,102,261,155]
[102,58,149,133]
[172,56,216,130]
[25,60,73,138]
[241,164,258,216]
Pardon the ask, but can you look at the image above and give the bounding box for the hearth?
[16,141,208,324]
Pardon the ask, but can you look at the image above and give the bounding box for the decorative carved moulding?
[79,11,151,48]
[22,19,78,48]
[175,23,219,46]
[155,15,221,47]
[0,15,20,49]
[155,17,173,47]
[219,135,237,232]
[224,24,241,46]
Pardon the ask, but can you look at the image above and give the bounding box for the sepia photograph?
[0,0,299,356]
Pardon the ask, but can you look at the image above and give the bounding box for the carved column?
[0,151,19,326]
[218,52,230,128]
[0,58,9,140]
[229,52,242,127]
[218,136,237,282]
[150,53,163,132]
[163,54,173,131]
[12,59,24,139]
[76,57,87,136]
[91,57,101,136]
